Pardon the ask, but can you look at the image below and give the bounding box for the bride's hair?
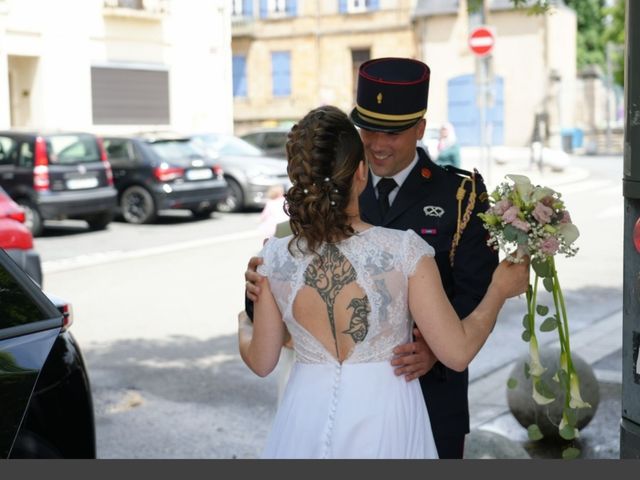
[285,105,364,255]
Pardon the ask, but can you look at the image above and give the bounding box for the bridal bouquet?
[478,174,589,457]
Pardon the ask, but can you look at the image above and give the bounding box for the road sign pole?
[622,0,640,459]
[470,23,494,182]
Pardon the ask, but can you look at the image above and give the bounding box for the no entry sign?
[469,26,495,57]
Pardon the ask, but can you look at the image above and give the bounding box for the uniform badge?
[423,206,444,218]
[479,191,489,202]
[421,168,432,179]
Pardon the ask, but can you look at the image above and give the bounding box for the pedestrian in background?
[435,122,461,169]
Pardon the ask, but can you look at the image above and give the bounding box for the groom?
[244,57,498,458]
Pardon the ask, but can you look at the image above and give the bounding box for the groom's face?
[359,119,426,178]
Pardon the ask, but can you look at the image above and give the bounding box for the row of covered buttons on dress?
[320,363,342,459]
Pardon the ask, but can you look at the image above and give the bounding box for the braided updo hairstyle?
[285,105,365,256]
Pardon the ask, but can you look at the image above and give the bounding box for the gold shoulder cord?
[449,170,477,267]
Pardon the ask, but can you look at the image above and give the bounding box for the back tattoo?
[304,244,371,357]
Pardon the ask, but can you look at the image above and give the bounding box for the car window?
[46,134,101,165]
[0,137,17,166]
[18,142,34,168]
[263,132,287,149]
[193,134,263,157]
[103,139,131,160]
[0,262,51,330]
[147,140,203,161]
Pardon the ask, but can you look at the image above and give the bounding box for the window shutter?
[260,0,268,18]
[232,56,248,97]
[272,52,291,97]
[339,0,347,14]
[243,0,253,16]
[367,0,379,10]
[286,0,297,16]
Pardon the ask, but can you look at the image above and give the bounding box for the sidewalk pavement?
[457,146,591,191]
[466,308,622,459]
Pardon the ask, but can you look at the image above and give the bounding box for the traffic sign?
[469,26,495,57]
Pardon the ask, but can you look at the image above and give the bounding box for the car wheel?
[217,177,244,213]
[190,207,216,219]
[120,186,157,224]
[85,210,113,231]
[16,199,43,237]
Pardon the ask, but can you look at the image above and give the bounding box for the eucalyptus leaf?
[564,407,578,427]
[522,314,531,330]
[532,258,552,278]
[524,362,531,379]
[527,424,544,441]
[543,277,554,292]
[522,330,532,342]
[534,379,555,400]
[503,224,519,242]
[540,317,558,332]
[562,447,581,460]
[507,378,518,389]
[558,369,569,389]
[559,425,577,440]
[536,304,549,316]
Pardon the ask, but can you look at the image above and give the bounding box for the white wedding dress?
[256,226,439,459]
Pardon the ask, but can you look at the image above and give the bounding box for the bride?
[237,105,528,459]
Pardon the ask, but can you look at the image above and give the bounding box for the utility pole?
[621,0,640,459]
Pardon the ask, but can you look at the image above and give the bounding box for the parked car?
[101,132,228,224]
[189,133,290,213]
[0,248,95,458]
[0,186,42,285]
[0,130,118,237]
[240,127,290,159]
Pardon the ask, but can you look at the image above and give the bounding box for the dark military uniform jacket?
[359,147,499,439]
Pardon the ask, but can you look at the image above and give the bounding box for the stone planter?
[507,348,600,439]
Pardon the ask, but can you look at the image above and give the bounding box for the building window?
[91,67,170,125]
[271,52,291,97]
[232,0,253,17]
[233,56,248,98]
[339,0,379,14]
[260,0,297,18]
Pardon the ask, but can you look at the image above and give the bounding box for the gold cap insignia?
[376,93,383,104]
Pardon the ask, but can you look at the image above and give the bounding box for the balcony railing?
[103,0,169,16]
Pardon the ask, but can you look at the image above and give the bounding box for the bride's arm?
[408,256,527,372]
[238,276,286,377]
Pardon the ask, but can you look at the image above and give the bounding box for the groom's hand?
[244,256,264,302]
[391,328,436,382]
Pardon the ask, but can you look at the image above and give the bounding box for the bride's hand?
[492,255,530,299]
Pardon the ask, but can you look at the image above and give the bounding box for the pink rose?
[502,205,520,223]
[560,210,572,224]
[532,202,553,225]
[540,236,560,255]
[511,218,531,232]
[493,199,512,216]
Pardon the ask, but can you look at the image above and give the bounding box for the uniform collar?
[370,152,419,190]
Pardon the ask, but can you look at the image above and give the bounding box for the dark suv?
[0,130,118,236]
[0,248,95,458]
[102,133,228,224]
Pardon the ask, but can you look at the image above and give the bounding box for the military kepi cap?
[350,57,430,133]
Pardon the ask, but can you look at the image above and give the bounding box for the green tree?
[564,0,606,70]
[603,0,625,87]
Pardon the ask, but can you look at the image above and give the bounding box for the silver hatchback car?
[189,133,290,213]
